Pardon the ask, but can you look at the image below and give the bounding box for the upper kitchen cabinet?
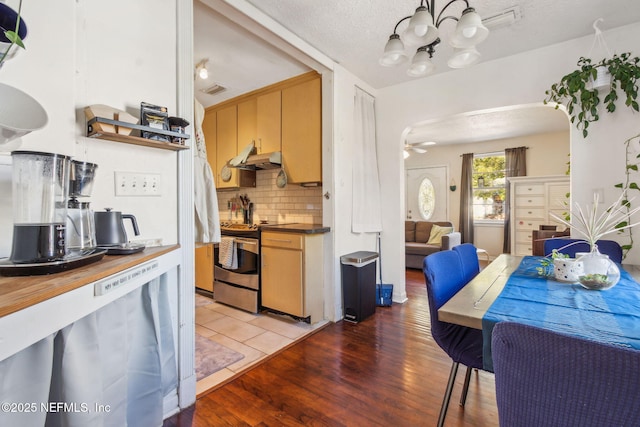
[215,105,256,190]
[256,91,281,154]
[282,74,322,185]
[237,91,282,154]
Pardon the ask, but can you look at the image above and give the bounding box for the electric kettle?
[94,208,140,246]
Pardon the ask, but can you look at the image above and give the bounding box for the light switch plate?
[114,171,161,196]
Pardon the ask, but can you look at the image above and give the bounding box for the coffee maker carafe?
[10,151,71,263]
[66,160,98,254]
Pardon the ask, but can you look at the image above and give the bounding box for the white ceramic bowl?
[0,83,47,144]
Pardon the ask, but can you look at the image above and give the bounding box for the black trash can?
[341,251,379,323]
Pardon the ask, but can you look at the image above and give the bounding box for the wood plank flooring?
[164,269,498,426]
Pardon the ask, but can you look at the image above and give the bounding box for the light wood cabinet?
[261,231,323,323]
[237,91,281,154]
[281,76,322,184]
[195,243,214,292]
[256,91,281,154]
[216,105,237,189]
[237,98,257,150]
[509,175,570,256]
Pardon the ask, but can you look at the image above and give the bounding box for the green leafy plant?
[0,0,25,68]
[536,249,569,276]
[614,132,640,258]
[544,53,640,138]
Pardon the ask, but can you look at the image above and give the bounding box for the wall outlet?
[114,171,161,196]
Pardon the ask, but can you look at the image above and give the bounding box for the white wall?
[0,0,180,250]
[377,22,640,300]
[404,131,570,257]
[330,64,382,315]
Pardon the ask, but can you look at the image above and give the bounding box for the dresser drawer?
[515,208,546,219]
[515,219,544,231]
[515,242,533,256]
[515,195,545,207]
[515,184,545,196]
[516,229,535,244]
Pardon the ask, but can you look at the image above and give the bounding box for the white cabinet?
[509,176,570,256]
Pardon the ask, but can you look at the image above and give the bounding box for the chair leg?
[437,361,459,427]
[459,365,473,407]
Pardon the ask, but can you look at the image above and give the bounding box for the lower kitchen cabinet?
[195,243,214,292]
[261,231,323,323]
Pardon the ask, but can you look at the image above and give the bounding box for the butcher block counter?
[0,244,183,425]
[0,245,180,318]
[0,244,181,362]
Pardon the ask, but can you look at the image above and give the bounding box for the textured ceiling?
[195,0,640,143]
[243,0,640,89]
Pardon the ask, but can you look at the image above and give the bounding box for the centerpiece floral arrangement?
[547,192,640,289]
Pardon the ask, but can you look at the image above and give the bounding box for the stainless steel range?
[214,223,260,313]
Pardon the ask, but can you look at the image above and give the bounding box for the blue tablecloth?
[482,256,640,372]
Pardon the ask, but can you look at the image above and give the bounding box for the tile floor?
[195,293,328,396]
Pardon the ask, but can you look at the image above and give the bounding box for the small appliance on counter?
[94,208,145,255]
[66,160,98,255]
[0,151,106,276]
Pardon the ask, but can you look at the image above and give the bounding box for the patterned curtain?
[459,153,474,243]
[503,147,528,253]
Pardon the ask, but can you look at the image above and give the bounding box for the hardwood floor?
[165,269,498,426]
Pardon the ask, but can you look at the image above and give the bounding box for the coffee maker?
[0,151,106,276]
[66,160,98,255]
[9,151,71,263]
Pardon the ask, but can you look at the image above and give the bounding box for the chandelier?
[379,0,489,77]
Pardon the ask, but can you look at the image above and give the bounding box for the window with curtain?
[472,152,506,222]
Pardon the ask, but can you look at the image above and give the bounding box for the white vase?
[587,65,611,90]
[553,258,583,283]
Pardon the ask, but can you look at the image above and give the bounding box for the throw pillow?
[427,225,454,245]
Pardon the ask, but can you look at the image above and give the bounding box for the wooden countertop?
[0,245,179,319]
[260,223,330,234]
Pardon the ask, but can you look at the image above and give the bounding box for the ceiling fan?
[404,141,435,158]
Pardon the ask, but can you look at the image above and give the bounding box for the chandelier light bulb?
[450,7,488,48]
[379,34,408,66]
[407,47,435,77]
[448,46,481,68]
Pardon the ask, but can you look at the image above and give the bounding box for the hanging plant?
[544,52,640,138]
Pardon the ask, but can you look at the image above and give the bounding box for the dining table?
[438,254,640,371]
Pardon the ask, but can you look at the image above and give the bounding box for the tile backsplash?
[217,169,323,225]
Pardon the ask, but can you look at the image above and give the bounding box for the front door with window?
[406,166,448,221]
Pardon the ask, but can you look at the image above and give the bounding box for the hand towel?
[218,236,237,269]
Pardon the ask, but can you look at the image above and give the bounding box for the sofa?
[405,221,462,269]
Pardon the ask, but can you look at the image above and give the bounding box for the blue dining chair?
[423,250,484,427]
[452,243,480,284]
[543,238,623,263]
[492,322,640,427]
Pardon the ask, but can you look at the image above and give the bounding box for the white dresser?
[508,175,570,256]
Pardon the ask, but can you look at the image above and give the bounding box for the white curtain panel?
[0,280,178,427]
[0,335,54,427]
[352,87,383,232]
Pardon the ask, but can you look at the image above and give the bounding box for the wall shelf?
[86,117,190,151]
